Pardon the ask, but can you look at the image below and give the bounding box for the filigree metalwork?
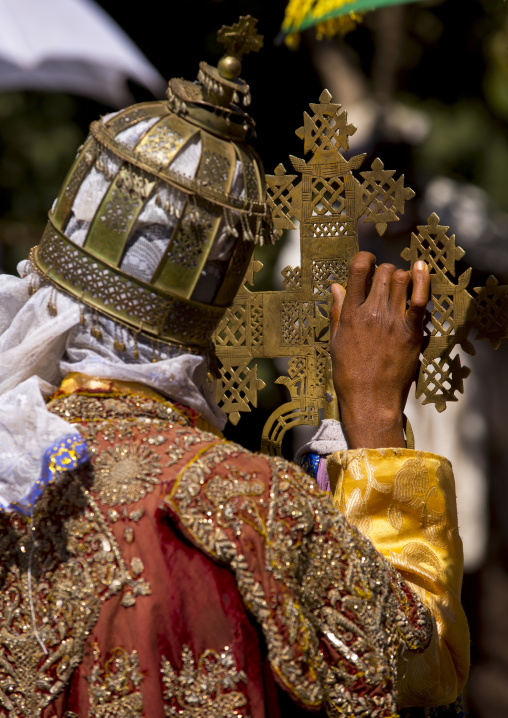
[213,90,508,453]
[401,213,508,412]
[216,362,266,426]
[35,20,273,355]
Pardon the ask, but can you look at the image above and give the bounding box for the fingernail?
[415,260,427,270]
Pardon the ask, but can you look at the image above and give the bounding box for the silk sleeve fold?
[327,448,470,708]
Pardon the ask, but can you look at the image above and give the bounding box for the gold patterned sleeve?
[327,448,470,709]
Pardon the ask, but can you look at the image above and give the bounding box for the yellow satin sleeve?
[327,448,470,708]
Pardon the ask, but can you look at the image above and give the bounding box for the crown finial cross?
[217,16,263,61]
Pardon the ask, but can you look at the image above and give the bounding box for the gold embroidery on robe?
[161,645,247,717]
[166,444,432,717]
[93,441,162,506]
[165,427,220,468]
[0,477,145,718]
[88,643,144,718]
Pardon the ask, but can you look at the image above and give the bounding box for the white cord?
[28,513,48,656]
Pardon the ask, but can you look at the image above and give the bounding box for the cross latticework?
[213,90,508,454]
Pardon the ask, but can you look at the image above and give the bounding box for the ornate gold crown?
[33,17,273,350]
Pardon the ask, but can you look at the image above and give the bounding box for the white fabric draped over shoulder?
[0,261,226,513]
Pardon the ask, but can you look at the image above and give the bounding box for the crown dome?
[33,16,273,350]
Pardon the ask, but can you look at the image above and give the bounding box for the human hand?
[330,252,430,449]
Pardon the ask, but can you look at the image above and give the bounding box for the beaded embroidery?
[88,643,144,718]
[0,390,186,716]
[0,385,435,717]
[161,645,247,717]
[166,444,433,717]
[0,477,144,717]
[93,441,162,506]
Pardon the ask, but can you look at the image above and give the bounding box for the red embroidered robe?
[0,379,431,718]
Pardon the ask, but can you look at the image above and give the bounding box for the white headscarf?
[0,260,226,514]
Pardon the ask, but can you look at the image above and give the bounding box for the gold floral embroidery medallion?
[93,441,162,506]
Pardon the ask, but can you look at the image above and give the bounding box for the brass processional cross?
[212,89,508,456]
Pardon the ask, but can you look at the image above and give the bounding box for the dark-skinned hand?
[330,252,430,449]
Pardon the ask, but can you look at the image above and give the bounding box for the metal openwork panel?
[213,90,508,455]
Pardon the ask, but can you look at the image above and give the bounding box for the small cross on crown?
[217,16,263,60]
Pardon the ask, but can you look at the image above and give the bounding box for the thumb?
[330,283,346,344]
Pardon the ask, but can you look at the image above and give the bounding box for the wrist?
[338,404,405,449]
